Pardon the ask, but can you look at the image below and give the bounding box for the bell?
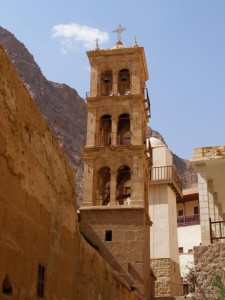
[121,75,126,81]
[103,75,109,83]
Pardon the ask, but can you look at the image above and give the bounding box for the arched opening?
[118,69,130,95]
[97,167,111,205]
[117,114,131,145]
[101,70,113,96]
[116,166,131,205]
[98,114,112,146]
[2,275,13,295]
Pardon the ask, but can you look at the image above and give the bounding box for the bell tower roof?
[87,44,149,81]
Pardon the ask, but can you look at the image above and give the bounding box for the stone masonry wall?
[151,258,182,297]
[0,46,143,300]
[194,242,225,300]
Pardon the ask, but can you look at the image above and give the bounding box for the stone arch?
[100,69,113,96]
[118,69,130,95]
[117,113,131,145]
[97,166,111,205]
[98,114,112,146]
[116,165,131,205]
[2,275,13,295]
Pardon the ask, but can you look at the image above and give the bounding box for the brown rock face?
[0,26,197,205]
[0,26,86,205]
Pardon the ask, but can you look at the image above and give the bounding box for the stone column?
[112,72,117,95]
[208,179,215,221]
[110,170,117,205]
[197,163,211,245]
[86,109,96,147]
[111,116,117,146]
[82,160,94,206]
[132,157,144,205]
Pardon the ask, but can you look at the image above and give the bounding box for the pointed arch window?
[97,167,111,205]
[101,70,113,96]
[116,166,131,205]
[117,114,131,145]
[118,69,130,95]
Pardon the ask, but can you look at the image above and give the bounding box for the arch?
[100,70,113,96]
[117,114,131,145]
[2,275,13,295]
[97,167,111,205]
[116,165,131,205]
[118,69,130,95]
[98,114,112,146]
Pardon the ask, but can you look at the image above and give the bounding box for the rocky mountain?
[0,26,86,205]
[0,26,197,205]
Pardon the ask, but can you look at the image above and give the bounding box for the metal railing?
[177,214,200,226]
[98,83,113,96]
[210,218,225,243]
[143,87,151,117]
[95,131,131,147]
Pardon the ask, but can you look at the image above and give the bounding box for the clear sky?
[1,1,225,159]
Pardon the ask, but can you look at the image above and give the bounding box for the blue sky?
[1,1,225,159]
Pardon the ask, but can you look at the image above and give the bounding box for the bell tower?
[80,28,153,298]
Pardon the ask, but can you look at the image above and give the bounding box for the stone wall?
[0,46,143,300]
[151,258,182,297]
[80,207,152,297]
[194,242,225,300]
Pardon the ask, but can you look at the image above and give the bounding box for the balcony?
[177,214,200,226]
[150,165,182,197]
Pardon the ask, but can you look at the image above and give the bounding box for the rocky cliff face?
[0,26,197,204]
[0,27,86,205]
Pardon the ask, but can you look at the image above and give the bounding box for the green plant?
[185,267,196,294]
[213,274,225,300]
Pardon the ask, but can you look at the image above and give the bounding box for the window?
[194,206,199,215]
[178,210,183,217]
[179,247,184,254]
[37,265,45,298]
[105,230,112,241]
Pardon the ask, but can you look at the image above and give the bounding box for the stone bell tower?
[80,27,153,298]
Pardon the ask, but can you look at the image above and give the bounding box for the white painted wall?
[149,138,180,265]
[168,187,180,264]
[149,184,170,259]
[151,142,173,167]
[177,224,201,253]
[179,253,194,279]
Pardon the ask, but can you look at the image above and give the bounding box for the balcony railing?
[150,165,182,197]
[177,214,200,226]
[96,83,131,96]
[210,218,225,243]
[95,131,131,147]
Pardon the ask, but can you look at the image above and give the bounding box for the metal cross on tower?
[94,38,100,49]
[112,24,127,41]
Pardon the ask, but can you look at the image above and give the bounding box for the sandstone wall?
[151,258,182,297]
[194,242,225,300]
[80,207,152,297]
[0,46,142,300]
